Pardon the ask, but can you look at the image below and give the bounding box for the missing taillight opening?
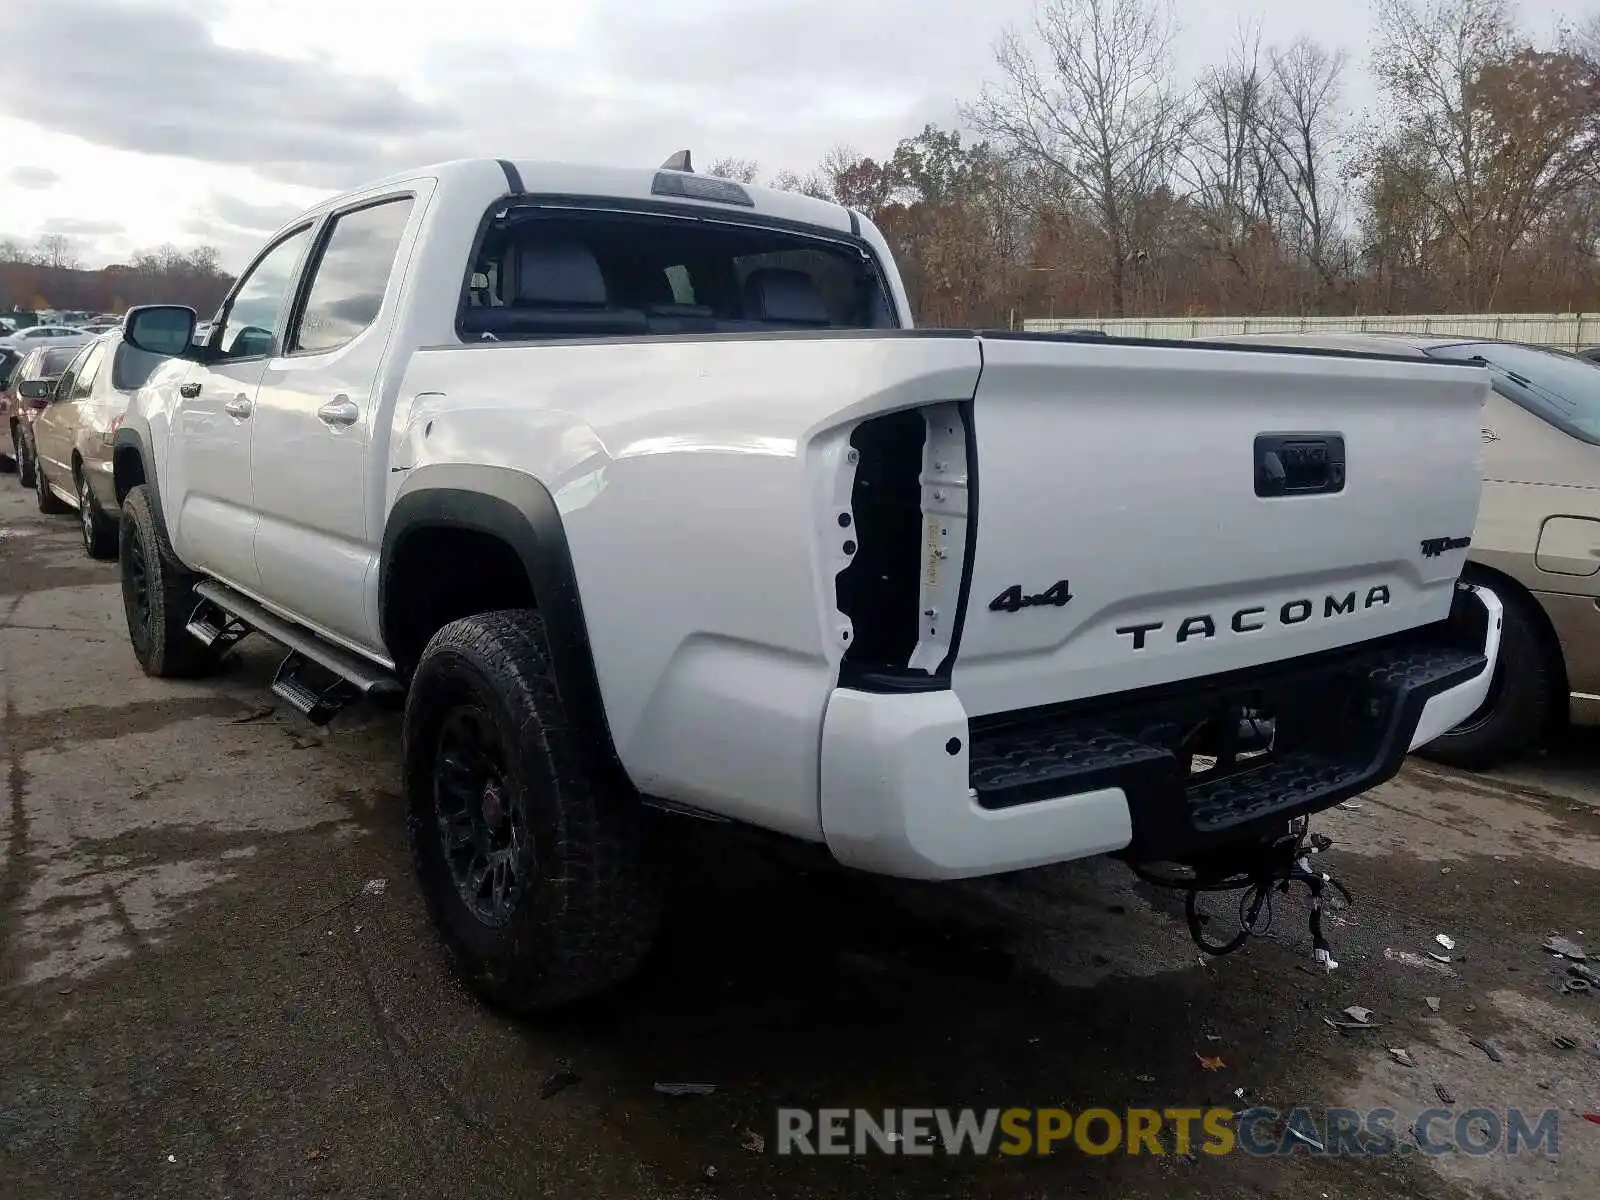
[834,402,973,689]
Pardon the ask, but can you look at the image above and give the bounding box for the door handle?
[223,395,253,419]
[317,396,360,428]
[179,382,201,399]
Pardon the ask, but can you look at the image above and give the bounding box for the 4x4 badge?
[990,580,1073,613]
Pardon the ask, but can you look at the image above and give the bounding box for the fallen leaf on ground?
[1195,1053,1226,1071]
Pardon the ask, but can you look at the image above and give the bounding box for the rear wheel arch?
[112,426,156,508]
[1461,561,1569,704]
[381,465,628,789]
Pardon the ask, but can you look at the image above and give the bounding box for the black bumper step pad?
[965,634,1487,861]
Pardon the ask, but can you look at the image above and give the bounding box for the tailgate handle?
[1255,434,1345,498]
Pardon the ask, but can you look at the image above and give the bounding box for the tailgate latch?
[1255,433,1346,498]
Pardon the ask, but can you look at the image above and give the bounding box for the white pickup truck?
[111,154,1502,1010]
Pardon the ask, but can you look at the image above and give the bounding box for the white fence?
[1021,312,1600,352]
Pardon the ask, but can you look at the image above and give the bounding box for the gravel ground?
[2,478,1598,1200]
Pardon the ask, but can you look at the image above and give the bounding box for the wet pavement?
[2,478,1598,1199]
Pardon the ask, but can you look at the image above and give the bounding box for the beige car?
[1203,330,1600,767]
[29,331,166,559]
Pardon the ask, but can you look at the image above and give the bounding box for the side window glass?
[290,198,413,355]
[54,346,91,400]
[71,343,107,399]
[664,264,696,304]
[219,226,312,360]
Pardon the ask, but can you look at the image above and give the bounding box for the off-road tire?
[405,609,661,1013]
[34,455,69,514]
[1415,583,1559,771]
[78,470,117,559]
[118,484,220,678]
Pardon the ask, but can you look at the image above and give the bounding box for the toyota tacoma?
[109,153,1502,1010]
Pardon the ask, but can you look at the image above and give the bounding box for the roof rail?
[659,150,694,173]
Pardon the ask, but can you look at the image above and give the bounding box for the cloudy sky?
[0,0,1589,269]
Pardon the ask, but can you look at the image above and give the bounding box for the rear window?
[37,346,81,376]
[1426,342,1600,443]
[459,206,895,343]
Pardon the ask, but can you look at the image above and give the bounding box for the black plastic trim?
[422,325,1487,365]
[421,328,975,354]
[978,328,1482,368]
[848,209,861,236]
[111,425,159,510]
[380,464,629,788]
[1254,432,1346,498]
[496,159,525,194]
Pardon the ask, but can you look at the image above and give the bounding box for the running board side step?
[192,580,402,724]
[185,598,251,652]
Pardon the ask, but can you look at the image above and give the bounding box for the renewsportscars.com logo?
[775,1106,1564,1158]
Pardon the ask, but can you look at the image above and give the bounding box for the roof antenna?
[660,150,694,173]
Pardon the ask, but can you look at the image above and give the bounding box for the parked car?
[0,325,90,351]
[5,343,87,488]
[0,347,20,470]
[28,331,167,556]
[1203,330,1600,768]
[110,155,1497,1011]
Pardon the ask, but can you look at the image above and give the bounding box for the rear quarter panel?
[390,334,981,835]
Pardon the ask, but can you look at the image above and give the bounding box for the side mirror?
[122,304,197,357]
[17,379,52,401]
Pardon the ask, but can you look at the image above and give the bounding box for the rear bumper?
[819,585,1502,880]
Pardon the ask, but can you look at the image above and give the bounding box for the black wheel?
[405,610,661,1013]
[118,484,219,677]
[15,426,35,489]
[34,454,70,514]
[1415,583,1559,771]
[77,470,117,559]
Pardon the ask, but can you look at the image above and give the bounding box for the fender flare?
[111,425,161,512]
[381,462,628,786]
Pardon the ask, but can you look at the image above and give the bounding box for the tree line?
[0,236,233,318]
[5,0,1593,331]
[715,0,1600,326]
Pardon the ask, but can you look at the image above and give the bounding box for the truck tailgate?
[951,336,1488,718]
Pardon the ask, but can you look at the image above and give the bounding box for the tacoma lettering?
[1116,586,1391,651]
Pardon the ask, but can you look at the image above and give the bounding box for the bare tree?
[1368,0,1600,306]
[769,167,833,200]
[967,0,1192,315]
[1180,22,1279,297]
[707,156,760,183]
[1578,11,1599,63]
[0,236,27,263]
[1262,37,1350,306]
[33,233,81,270]
[1367,0,1515,304]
